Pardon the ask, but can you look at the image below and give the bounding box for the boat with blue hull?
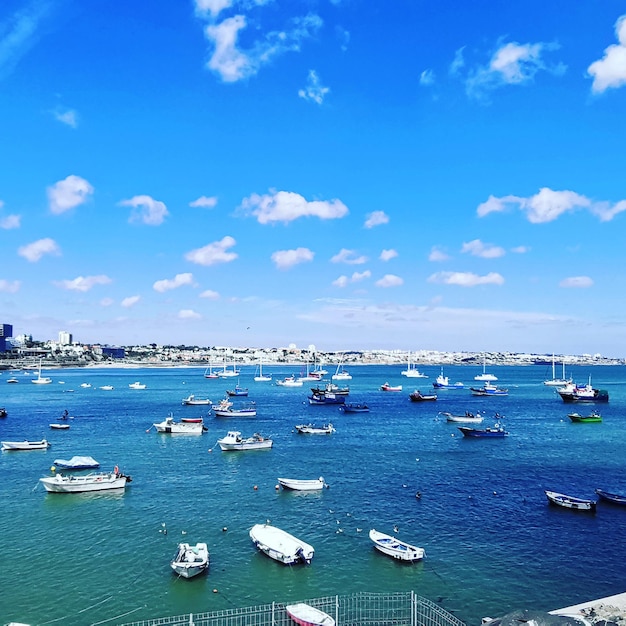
[595,488,626,506]
[339,403,370,413]
[432,368,464,389]
[557,378,609,403]
[458,423,508,438]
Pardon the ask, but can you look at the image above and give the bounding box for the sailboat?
[474,354,497,381]
[332,355,352,380]
[253,359,272,382]
[203,363,219,379]
[31,359,52,385]
[543,355,572,387]
[217,361,240,378]
[400,351,428,378]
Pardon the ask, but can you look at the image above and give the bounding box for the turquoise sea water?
[1,364,625,626]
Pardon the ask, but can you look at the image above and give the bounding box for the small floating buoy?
[213,588,218,594]
[208,448,213,453]
[415,491,421,500]
[493,491,497,496]
[356,528,362,532]
[222,526,228,532]
[50,466,56,472]
[393,525,399,533]
[181,530,187,535]
[402,484,407,488]
[275,484,279,490]
[253,485,258,490]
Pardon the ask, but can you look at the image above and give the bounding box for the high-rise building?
[58,330,73,345]
[0,323,13,353]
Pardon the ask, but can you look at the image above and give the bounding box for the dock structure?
[550,591,626,623]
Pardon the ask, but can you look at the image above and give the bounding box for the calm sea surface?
[1,364,625,625]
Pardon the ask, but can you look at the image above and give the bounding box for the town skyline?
[2,2,626,356]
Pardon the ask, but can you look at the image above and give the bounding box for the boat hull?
[286,603,335,626]
[545,490,596,512]
[249,524,314,565]
[595,488,626,505]
[217,432,273,451]
[170,543,209,578]
[369,529,425,562]
[40,472,130,493]
[2,439,50,451]
[458,427,507,438]
[278,477,326,491]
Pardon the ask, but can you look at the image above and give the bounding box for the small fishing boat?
[249,523,314,565]
[308,392,345,405]
[2,439,51,451]
[458,423,508,438]
[0,407,7,418]
[128,381,146,389]
[369,529,425,562]
[181,417,204,423]
[568,411,602,423]
[470,382,508,396]
[380,382,402,392]
[181,394,212,406]
[40,468,131,493]
[545,490,596,512]
[432,368,464,389]
[286,603,335,626]
[275,376,303,387]
[557,378,609,403]
[153,415,206,434]
[170,542,209,578]
[212,399,257,418]
[595,488,626,506]
[339,403,369,413]
[440,411,484,424]
[295,423,335,434]
[53,456,100,470]
[6,377,19,384]
[310,383,349,396]
[100,385,114,390]
[226,384,249,397]
[217,431,273,451]
[400,351,428,379]
[408,390,437,402]
[277,476,327,491]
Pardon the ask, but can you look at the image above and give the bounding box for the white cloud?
[364,210,389,229]
[0,279,20,293]
[0,214,20,229]
[559,276,594,288]
[178,309,202,320]
[330,248,367,265]
[54,275,112,292]
[380,249,398,262]
[461,239,506,259]
[511,245,530,254]
[428,271,504,287]
[450,47,465,75]
[47,175,94,214]
[588,15,626,93]
[194,0,232,18]
[18,238,60,262]
[351,270,371,282]
[465,41,564,100]
[189,195,218,208]
[271,247,314,270]
[121,295,140,308]
[153,273,194,293]
[590,200,626,222]
[298,69,330,104]
[241,190,348,224]
[100,297,114,307]
[120,195,169,226]
[375,274,403,288]
[54,108,78,128]
[200,289,220,300]
[476,194,523,217]
[419,69,435,86]
[0,1,51,79]
[332,275,349,288]
[185,236,237,266]
[203,13,322,83]
[429,247,450,262]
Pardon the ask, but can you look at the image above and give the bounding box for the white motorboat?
[440,411,484,424]
[40,469,131,493]
[53,455,100,470]
[401,352,428,378]
[286,603,335,626]
[181,394,212,406]
[153,415,206,434]
[275,376,303,387]
[50,423,70,430]
[129,381,146,389]
[277,476,327,491]
[170,542,209,578]
[31,359,52,385]
[100,385,114,390]
[545,490,596,512]
[217,431,273,451]
[368,529,425,562]
[212,399,257,418]
[295,423,335,435]
[432,368,464,389]
[249,523,314,565]
[2,439,50,451]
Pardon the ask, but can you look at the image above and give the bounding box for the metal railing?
[119,591,465,626]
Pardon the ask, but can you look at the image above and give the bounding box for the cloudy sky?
[1,0,626,355]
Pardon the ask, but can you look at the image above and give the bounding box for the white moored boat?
[153,415,206,434]
[277,477,327,491]
[129,381,146,389]
[212,399,257,418]
[275,375,303,387]
[170,542,209,578]
[39,469,131,493]
[249,523,314,565]
[217,431,273,451]
[53,456,100,470]
[286,603,335,626]
[369,529,425,562]
[2,439,50,451]
[295,423,335,435]
[181,394,212,406]
[31,359,52,385]
[440,411,484,424]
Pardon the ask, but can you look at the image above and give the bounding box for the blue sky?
[2,0,626,355]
